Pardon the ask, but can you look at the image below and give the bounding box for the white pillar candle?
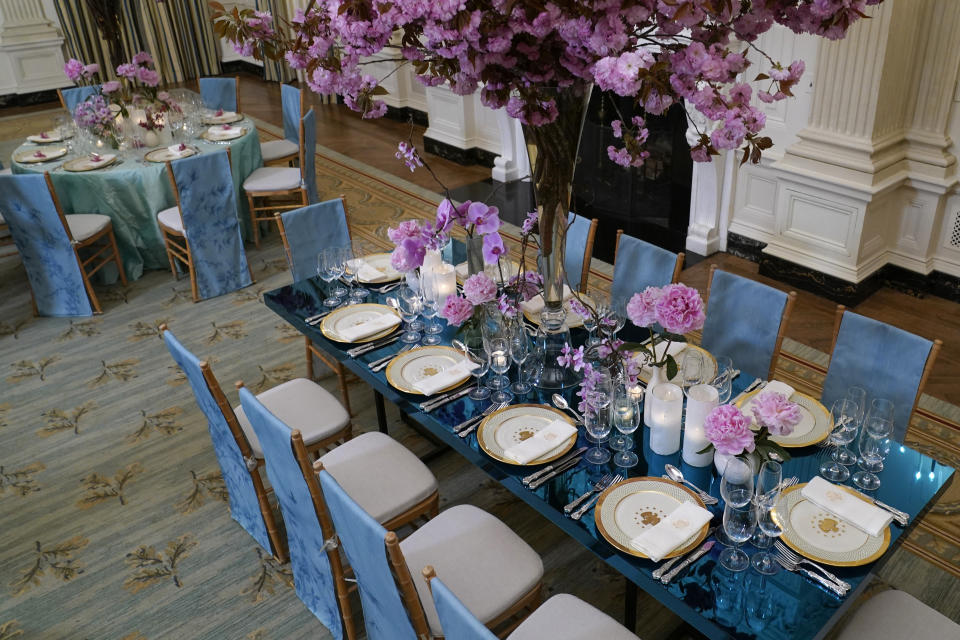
[683,383,719,467]
[432,263,457,306]
[648,382,683,455]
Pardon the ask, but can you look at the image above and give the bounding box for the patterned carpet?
[0,111,957,639]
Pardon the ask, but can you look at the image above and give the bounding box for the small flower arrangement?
[700,391,801,464]
[73,94,119,148]
[64,59,100,86]
[626,283,706,379]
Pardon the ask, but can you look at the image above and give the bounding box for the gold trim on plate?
[384,345,470,395]
[144,146,199,163]
[319,303,400,344]
[635,343,717,385]
[62,155,118,172]
[200,127,248,142]
[357,253,401,284]
[735,389,832,447]
[476,404,577,465]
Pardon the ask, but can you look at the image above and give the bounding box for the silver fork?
[368,344,414,371]
[458,402,509,437]
[454,401,506,433]
[774,542,851,591]
[564,474,613,514]
[773,554,847,597]
[375,282,402,294]
[571,474,623,520]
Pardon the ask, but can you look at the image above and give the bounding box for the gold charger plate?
[476,404,577,465]
[455,259,521,285]
[144,146,200,163]
[357,253,401,284]
[522,293,595,329]
[595,477,709,559]
[27,131,69,144]
[14,147,67,164]
[385,345,471,395]
[201,126,247,143]
[735,388,832,447]
[771,483,891,567]
[633,343,717,385]
[62,154,119,172]
[319,303,400,344]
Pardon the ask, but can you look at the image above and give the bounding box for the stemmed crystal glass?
[712,355,734,403]
[680,349,705,394]
[582,309,599,347]
[318,249,342,307]
[463,335,491,401]
[852,415,891,491]
[341,247,363,303]
[328,248,347,299]
[835,386,867,465]
[481,315,510,393]
[821,398,858,482]
[719,501,757,572]
[860,398,894,472]
[717,456,754,547]
[419,272,442,346]
[611,386,639,468]
[487,337,514,404]
[583,371,613,464]
[751,460,783,575]
[396,284,423,344]
[509,325,532,395]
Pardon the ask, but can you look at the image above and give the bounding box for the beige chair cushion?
[320,431,437,524]
[234,378,350,459]
[65,214,110,242]
[0,167,11,175]
[243,167,301,192]
[260,139,300,162]
[509,594,640,640]
[157,206,184,233]
[402,504,543,636]
[836,590,958,640]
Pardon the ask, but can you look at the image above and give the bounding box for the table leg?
[624,579,637,631]
[374,391,388,434]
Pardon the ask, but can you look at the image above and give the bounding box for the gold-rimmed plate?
[319,303,400,344]
[522,294,595,329]
[735,389,831,447]
[455,259,521,285]
[357,253,401,284]
[144,145,200,163]
[62,154,118,172]
[201,126,247,142]
[201,111,243,125]
[27,131,69,144]
[14,147,67,164]
[632,343,717,385]
[771,483,890,566]
[476,405,577,465]
[595,477,709,559]
[385,345,471,395]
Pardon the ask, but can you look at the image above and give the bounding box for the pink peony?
[101,80,121,94]
[462,272,497,305]
[132,51,154,66]
[751,391,802,436]
[64,58,85,82]
[654,283,705,334]
[704,404,756,456]
[387,220,423,244]
[136,67,160,87]
[82,64,100,78]
[627,286,662,328]
[439,294,474,326]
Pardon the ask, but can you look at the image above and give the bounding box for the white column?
[492,109,529,183]
[0,0,65,95]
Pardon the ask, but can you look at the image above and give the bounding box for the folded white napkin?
[762,380,796,399]
[207,124,240,139]
[801,476,893,537]
[520,285,572,315]
[503,420,578,464]
[629,501,713,561]
[413,359,479,395]
[167,144,191,158]
[356,259,388,283]
[213,110,238,120]
[86,153,115,166]
[334,313,400,342]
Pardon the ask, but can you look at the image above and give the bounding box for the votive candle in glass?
[432,263,457,306]
[648,382,683,455]
[683,383,719,467]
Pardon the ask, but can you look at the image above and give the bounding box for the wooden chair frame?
[264,85,306,168]
[160,149,254,303]
[42,172,127,315]
[56,88,68,111]
[828,305,942,431]
[198,75,241,113]
[0,217,13,248]
[614,228,686,287]
[275,194,355,415]
[705,264,796,380]
[246,115,311,248]
[568,216,598,293]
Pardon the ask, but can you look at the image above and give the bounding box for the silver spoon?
[664,464,718,505]
[552,393,584,424]
[385,296,399,310]
[452,339,467,353]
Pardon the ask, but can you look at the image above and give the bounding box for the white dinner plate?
[15,147,67,163]
[319,303,399,343]
[736,389,831,447]
[385,345,471,395]
[357,253,401,284]
[476,404,577,465]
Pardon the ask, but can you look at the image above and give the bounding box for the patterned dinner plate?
[385,345,471,395]
[735,389,832,447]
[595,477,709,559]
[201,126,247,142]
[201,112,243,125]
[455,259,521,285]
[144,146,200,163]
[62,154,118,172]
[771,483,890,566]
[357,253,401,284]
[27,131,70,144]
[14,147,67,164]
[633,343,717,386]
[476,404,577,465]
[319,303,400,344]
[521,293,595,329]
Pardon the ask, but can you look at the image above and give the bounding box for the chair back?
[160,329,273,553]
[236,388,345,639]
[425,571,499,640]
[700,268,792,381]
[611,231,683,301]
[278,199,351,282]
[168,151,252,300]
[281,84,303,143]
[823,309,936,442]
[0,173,92,316]
[317,468,420,640]
[300,108,318,203]
[199,76,238,111]
[59,85,101,113]
[564,212,597,292]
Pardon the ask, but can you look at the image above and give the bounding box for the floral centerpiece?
[73,94,120,148]
[701,390,803,469]
[63,58,100,87]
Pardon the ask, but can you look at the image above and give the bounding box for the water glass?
[860,398,894,472]
[396,284,423,344]
[680,349,705,393]
[821,398,857,481]
[463,336,491,401]
[611,387,640,468]
[720,456,754,507]
[846,386,868,427]
[719,502,757,572]
[509,326,532,395]
[582,310,599,347]
[751,460,783,575]
[583,410,612,465]
[852,416,891,491]
[487,337,513,404]
[482,314,510,391]
[328,249,347,298]
[712,355,734,403]
[318,249,342,307]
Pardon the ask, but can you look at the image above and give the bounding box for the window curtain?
[255,0,295,83]
[134,0,222,83]
[54,0,143,78]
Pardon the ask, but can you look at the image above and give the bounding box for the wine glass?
[328,249,347,299]
[340,247,361,302]
[610,298,627,338]
[846,386,868,428]
[583,409,612,465]
[751,460,783,575]
[860,398,894,472]
[720,456,754,507]
[582,309,599,347]
[821,398,857,482]
[719,502,757,572]
[482,314,510,392]
[396,284,423,344]
[487,337,514,404]
[509,325,532,395]
[833,391,863,466]
[712,355,734,403]
[419,273,442,346]
[852,415,891,491]
[318,249,342,307]
[611,387,640,468]
[680,349,705,394]
[463,335,491,401]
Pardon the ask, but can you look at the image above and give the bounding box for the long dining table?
[264,274,955,640]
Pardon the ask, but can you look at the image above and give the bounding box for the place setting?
[735,379,832,448]
[353,253,402,290]
[26,129,72,144]
[14,146,68,164]
[201,108,243,125]
[520,285,596,329]
[201,123,247,142]
[144,143,200,162]
[62,151,119,172]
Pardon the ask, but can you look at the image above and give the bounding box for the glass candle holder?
[683,383,719,467]
[648,382,683,455]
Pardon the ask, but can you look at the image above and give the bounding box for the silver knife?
[730,378,764,405]
[305,310,331,324]
[347,335,398,357]
[652,526,717,580]
[522,447,588,485]
[660,540,715,584]
[421,387,471,412]
[529,456,582,490]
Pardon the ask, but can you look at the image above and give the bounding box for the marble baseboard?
[383,105,428,128]
[221,60,265,78]
[726,231,766,262]
[0,89,60,108]
[423,136,498,168]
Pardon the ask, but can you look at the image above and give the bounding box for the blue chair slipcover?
[61,85,101,113]
[281,83,301,143]
[237,387,344,640]
[822,311,934,442]
[611,232,680,302]
[318,468,419,640]
[280,199,350,282]
[199,77,238,111]
[564,212,593,292]
[170,151,252,300]
[700,269,789,381]
[429,574,498,640]
[161,330,273,554]
[302,108,318,204]
[0,173,92,317]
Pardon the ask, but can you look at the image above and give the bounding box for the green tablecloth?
[11,120,263,282]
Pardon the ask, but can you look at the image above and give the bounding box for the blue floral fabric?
[822,311,933,442]
[61,85,101,114]
[429,575,499,640]
[0,174,92,317]
[564,212,592,292]
[281,84,301,143]
[199,77,237,111]
[160,330,273,553]
[318,469,419,640]
[280,200,350,282]
[302,109,318,204]
[170,151,252,300]
[237,388,344,640]
[610,231,680,302]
